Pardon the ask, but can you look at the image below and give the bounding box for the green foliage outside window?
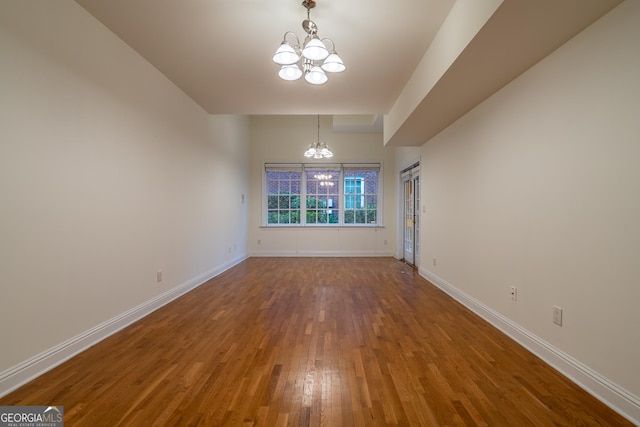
[305,196,338,224]
[267,193,301,224]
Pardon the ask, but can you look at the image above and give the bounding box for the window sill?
[260,225,385,229]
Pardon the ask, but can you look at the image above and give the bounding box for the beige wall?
[0,0,249,382]
[2,0,637,420]
[419,0,639,402]
[248,115,396,256]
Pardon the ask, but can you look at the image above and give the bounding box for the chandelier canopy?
[304,115,334,159]
[273,0,345,85]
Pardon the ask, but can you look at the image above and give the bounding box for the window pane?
[306,196,317,209]
[268,195,278,209]
[345,195,355,209]
[344,210,354,224]
[328,210,338,223]
[366,209,376,224]
[345,180,354,193]
[307,180,318,194]
[365,195,377,209]
[279,195,290,209]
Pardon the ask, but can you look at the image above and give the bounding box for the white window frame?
[263,163,382,227]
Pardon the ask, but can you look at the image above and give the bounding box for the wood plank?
[0,257,632,426]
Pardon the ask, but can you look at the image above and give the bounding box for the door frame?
[400,162,420,267]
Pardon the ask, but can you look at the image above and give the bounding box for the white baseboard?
[249,250,396,257]
[0,254,248,398]
[419,267,640,426]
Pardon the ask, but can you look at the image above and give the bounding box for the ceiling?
[74,0,622,143]
[74,0,456,115]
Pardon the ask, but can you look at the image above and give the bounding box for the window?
[306,168,339,224]
[264,163,381,226]
[343,168,378,225]
[266,167,301,225]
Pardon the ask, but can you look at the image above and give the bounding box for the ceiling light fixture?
[304,115,334,159]
[273,0,345,85]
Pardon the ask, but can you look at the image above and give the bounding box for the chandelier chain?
[303,115,334,159]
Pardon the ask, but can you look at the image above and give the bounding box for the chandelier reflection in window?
[314,173,334,186]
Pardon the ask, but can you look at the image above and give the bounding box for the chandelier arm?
[320,38,336,52]
[283,31,301,49]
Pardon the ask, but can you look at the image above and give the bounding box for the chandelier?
[272,0,345,85]
[304,115,334,159]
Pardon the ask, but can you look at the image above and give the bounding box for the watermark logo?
[0,406,63,427]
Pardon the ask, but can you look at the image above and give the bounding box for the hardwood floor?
[0,257,631,426]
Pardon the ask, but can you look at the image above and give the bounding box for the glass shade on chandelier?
[305,65,328,85]
[321,53,346,73]
[301,37,328,61]
[273,42,299,65]
[304,140,333,159]
[278,63,303,81]
[273,0,345,85]
[304,115,334,159]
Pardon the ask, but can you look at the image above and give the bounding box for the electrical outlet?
[553,306,563,326]
[510,286,517,301]
[433,258,437,266]
[156,270,163,283]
